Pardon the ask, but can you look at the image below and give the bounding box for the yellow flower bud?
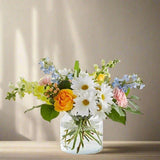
[97,74,105,82]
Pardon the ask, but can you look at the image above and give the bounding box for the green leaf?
[40,104,59,122]
[74,60,80,77]
[112,104,125,117]
[58,80,71,90]
[124,107,143,115]
[128,99,140,110]
[125,88,130,96]
[5,92,16,101]
[106,108,126,125]
[130,95,140,100]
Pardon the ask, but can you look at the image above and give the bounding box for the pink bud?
[39,76,51,86]
[113,88,128,108]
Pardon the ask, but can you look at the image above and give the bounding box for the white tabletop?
[0,141,160,160]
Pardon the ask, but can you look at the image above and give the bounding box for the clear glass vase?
[60,112,103,154]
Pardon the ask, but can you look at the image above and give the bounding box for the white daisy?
[71,72,96,94]
[95,83,113,119]
[94,105,107,120]
[71,91,97,116]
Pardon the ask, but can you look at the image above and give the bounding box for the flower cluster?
[112,74,145,92]
[69,72,113,119]
[6,58,145,123]
[6,58,145,154]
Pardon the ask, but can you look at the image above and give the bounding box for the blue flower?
[121,85,130,92]
[112,77,120,88]
[43,66,55,74]
[39,58,55,74]
[51,72,60,84]
[132,74,138,81]
[67,73,73,80]
[52,72,60,79]
[112,77,129,92]
[122,75,130,82]
[51,78,59,84]
[128,82,138,89]
[112,74,145,92]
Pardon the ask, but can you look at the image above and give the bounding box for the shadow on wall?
[0,0,85,140]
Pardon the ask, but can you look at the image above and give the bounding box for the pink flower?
[113,88,128,108]
[39,76,51,86]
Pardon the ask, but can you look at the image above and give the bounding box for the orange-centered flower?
[97,74,105,82]
[54,89,76,112]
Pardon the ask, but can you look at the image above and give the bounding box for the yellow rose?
[54,89,76,112]
[97,74,105,82]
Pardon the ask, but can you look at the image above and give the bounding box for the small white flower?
[58,68,71,76]
[79,71,89,78]
[71,91,97,116]
[8,82,15,89]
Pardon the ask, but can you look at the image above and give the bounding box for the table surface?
[0,141,160,160]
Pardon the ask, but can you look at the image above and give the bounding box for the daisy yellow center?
[101,94,105,100]
[95,87,101,91]
[81,84,89,90]
[82,99,89,106]
[97,104,102,111]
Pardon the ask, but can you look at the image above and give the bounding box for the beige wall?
[0,0,160,141]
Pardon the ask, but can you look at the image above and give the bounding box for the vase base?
[61,145,103,155]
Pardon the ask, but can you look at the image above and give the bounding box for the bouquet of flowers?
[6,58,145,154]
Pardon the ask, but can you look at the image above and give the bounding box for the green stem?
[24,105,41,113]
[92,129,102,145]
[71,119,82,150]
[85,131,101,145]
[79,131,84,148]
[87,119,102,144]
[64,130,68,147]
[76,141,82,153]
[84,132,93,141]
[84,134,90,141]
[63,117,102,153]
[66,134,75,144]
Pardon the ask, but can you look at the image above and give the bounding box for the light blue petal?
[132,74,138,81]
[140,84,145,89]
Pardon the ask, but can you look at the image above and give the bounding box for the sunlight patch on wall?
[31,8,45,140]
[32,8,39,81]
[0,10,3,110]
[15,29,34,139]
[63,2,86,69]
[15,29,29,79]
